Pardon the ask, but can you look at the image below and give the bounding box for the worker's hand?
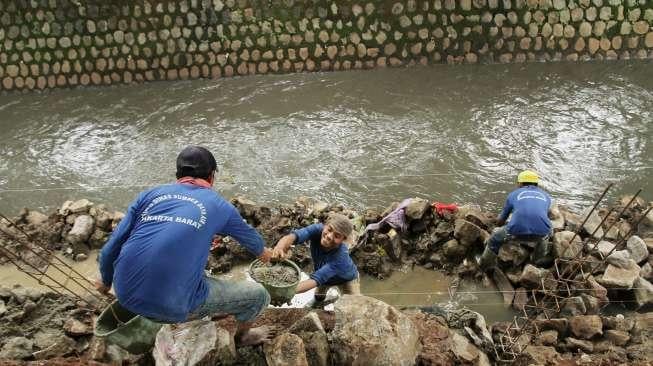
[94,277,111,295]
[271,245,288,260]
[258,247,273,263]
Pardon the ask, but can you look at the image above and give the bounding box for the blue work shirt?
[292,223,358,286]
[99,183,264,322]
[499,186,552,237]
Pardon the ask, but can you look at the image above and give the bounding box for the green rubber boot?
[477,246,498,272]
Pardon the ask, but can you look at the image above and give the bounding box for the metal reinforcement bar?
[494,185,648,363]
[0,213,110,310]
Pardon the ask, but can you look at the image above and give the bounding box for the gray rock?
[330,295,419,366]
[569,315,603,339]
[492,268,515,307]
[581,207,604,239]
[595,240,616,258]
[604,329,630,346]
[25,210,49,226]
[88,229,109,249]
[565,337,594,352]
[549,203,565,231]
[519,264,549,289]
[533,318,568,334]
[296,330,328,366]
[627,235,648,263]
[641,262,653,281]
[498,242,529,267]
[454,219,484,246]
[603,314,634,332]
[68,198,93,213]
[264,332,308,366]
[607,250,632,268]
[32,335,76,359]
[0,337,34,360]
[66,215,95,244]
[598,260,640,289]
[64,318,92,336]
[521,345,560,365]
[633,277,653,309]
[153,320,237,365]
[0,300,5,316]
[535,330,558,346]
[405,198,430,220]
[561,296,587,316]
[553,231,583,259]
[442,239,467,262]
[449,331,489,365]
[11,286,44,303]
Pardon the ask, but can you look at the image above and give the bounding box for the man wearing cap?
[478,170,552,271]
[97,146,275,346]
[272,213,360,304]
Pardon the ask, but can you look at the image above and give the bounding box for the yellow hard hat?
[517,170,539,184]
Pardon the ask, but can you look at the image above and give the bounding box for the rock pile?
[0,199,124,263]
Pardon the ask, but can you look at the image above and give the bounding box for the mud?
[250,263,299,287]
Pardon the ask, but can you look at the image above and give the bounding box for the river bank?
[1,194,653,364]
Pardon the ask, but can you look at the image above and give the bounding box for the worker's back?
[504,186,552,237]
[111,183,239,322]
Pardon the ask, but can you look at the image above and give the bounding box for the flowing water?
[1,61,652,322]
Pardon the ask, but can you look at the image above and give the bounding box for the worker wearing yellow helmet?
[478,170,553,271]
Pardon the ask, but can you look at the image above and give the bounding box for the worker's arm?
[496,195,514,226]
[296,279,318,293]
[98,193,144,288]
[272,233,296,259]
[221,206,271,262]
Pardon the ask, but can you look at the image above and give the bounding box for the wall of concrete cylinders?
[0,0,652,92]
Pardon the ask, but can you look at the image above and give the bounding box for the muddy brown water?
[1,61,652,323]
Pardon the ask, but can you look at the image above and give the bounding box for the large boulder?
[0,337,34,360]
[492,269,515,307]
[595,240,616,258]
[405,198,430,220]
[330,295,420,366]
[633,277,653,309]
[569,315,603,339]
[68,199,94,214]
[454,219,486,247]
[553,231,583,259]
[607,250,633,268]
[637,209,653,237]
[498,243,529,267]
[581,207,604,239]
[549,204,565,231]
[153,320,237,366]
[598,260,640,289]
[66,215,95,244]
[449,331,490,365]
[519,264,550,289]
[627,235,649,264]
[24,210,49,226]
[289,312,328,366]
[264,332,309,366]
[519,345,561,365]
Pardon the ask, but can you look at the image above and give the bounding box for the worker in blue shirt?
[97,146,275,346]
[272,213,360,303]
[478,170,552,271]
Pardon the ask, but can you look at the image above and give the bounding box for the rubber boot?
[477,246,498,272]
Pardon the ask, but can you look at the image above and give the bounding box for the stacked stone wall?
[0,0,652,91]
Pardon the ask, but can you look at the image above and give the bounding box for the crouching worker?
[272,213,360,304]
[479,170,552,271]
[97,146,275,346]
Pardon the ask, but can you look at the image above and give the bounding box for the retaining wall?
[1,0,652,91]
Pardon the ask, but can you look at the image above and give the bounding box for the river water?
[1,61,652,322]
